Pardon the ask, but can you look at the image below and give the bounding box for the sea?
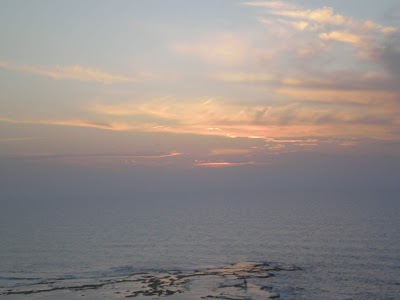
[1,190,399,299]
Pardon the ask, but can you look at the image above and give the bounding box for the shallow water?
[1,192,399,299]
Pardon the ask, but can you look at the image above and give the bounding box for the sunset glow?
[1,2,400,299]
[0,0,399,166]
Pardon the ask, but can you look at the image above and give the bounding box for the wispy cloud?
[244,2,396,34]
[19,151,184,160]
[278,88,397,105]
[170,33,251,64]
[193,161,257,168]
[210,148,252,155]
[0,61,143,83]
[215,69,400,101]
[242,0,397,62]
[90,98,399,141]
[319,31,366,46]
[0,117,128,131]
[207,2,400,114]
[271,6,350,26]
[242,1,297,10]
[13,151,185,167]
[380,38,400,80]
[213,73,277,84]
[2,93,398,142]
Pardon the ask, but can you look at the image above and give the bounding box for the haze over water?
[1,0,400,299]
[1,159,400,299]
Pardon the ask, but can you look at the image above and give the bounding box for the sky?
[1,0,400,197]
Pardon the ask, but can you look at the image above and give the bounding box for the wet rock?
[0,261,300,299]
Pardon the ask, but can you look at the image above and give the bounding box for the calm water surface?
[1,192,399,299]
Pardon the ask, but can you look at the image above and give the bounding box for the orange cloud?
[246,1,397,35]
[194,161,256,168]
[275,7,349,26]
[2,92,399,145]
[319,31,366,46]
[357,20,397,35]
[90,97,400,141]
[266,138,318,143]
[242,1,297,10]
[243,0,398,59]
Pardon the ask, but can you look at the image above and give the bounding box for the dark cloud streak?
[381,36,400,80]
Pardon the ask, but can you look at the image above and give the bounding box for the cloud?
[215,69,400,97]
[210,148,252,155]
[90,97,400,141]
[243,2,350,26]
[242,0,397,60]
[242,1,297,10]
[266,138,318,143]
[14,151,185,167]
[282,70,399,92]
[19,151,184,160]
[170,33,251,64]
[2,92,399,145]
[278,88,397,105]
[245,2,397,34]
[193,161,256,168]
[0,117,129,131]
[272,7,350,26]
[0,61,142,83]
[213,73,277,84]
[380,40,400,79]
[357,20,397,35]
[319,31,366,46]
[267,143,286,151]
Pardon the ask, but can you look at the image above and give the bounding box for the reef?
[0,262,301,299]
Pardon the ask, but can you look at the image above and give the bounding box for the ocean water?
[1,192,399,299]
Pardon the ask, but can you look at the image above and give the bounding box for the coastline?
[0,262,300,299]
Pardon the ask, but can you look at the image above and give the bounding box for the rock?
[0,261,301,299]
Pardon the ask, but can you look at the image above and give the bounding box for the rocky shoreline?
[0,262,301,299]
